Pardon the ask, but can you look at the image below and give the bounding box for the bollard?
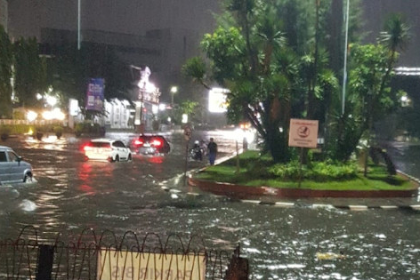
[36,245,55,280]
[225,246,249,280]
[225,256,249,280]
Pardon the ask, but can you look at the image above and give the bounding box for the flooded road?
[1,133,420,280]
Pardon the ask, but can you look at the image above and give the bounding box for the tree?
[48,43,133,117]
[0,25,13,118]
[173,100,199,125]
[184,0,338,162]
[13,37,47,107]
[330,14,410,163]
[378,13,410,106]
[184,0,408,166]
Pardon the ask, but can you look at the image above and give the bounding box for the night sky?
[6,0,419,67]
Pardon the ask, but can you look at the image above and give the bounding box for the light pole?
[170,86,177,106]
[139,81,146,134]
[342,0,350,115]
[77,0,81,50]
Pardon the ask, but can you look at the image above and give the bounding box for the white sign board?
[208,88,229,113]
[97,249,206,280]
[288,119,319,148]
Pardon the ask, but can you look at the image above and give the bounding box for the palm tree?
[378,13,410,96]
[361,15,410,176]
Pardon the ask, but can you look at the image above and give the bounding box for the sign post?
[183,124,192,186]
[288,119,319,188]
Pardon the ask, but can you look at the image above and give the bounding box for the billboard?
[208,88,229,113]
[86,78,105,112]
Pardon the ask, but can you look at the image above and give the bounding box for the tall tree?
[13,37,47,108]
[14,38,47,106]
[378,13,410,102]
[184,0,338,162]
[0,25,13,118]
[49,43,133,116]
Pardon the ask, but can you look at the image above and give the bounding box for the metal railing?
[0,226,248,280]
[0,119,61,126]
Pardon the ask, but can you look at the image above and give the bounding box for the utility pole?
[77,0,81,50]
[342,0,350,115]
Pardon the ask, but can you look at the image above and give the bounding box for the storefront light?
[152,105,158,114]
[46,95,58,106]
[27,110,38,122]
[42,110,53,120]
[52,108,65,120]
[42,108,65,120]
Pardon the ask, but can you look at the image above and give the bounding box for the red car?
[131,135,171,155]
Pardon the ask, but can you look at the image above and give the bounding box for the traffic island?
[186,150,420,205]
[188,176,418,199]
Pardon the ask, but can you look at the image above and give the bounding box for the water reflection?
[386,142,420,178]
[2,136,420,279]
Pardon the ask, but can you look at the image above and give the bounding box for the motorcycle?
[189,144,204,161]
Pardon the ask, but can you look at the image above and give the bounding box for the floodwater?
[1,133,420,280]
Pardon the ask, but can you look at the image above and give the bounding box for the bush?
[266,161,358,182]
[0,126,11,141]
[74,122,106,137]
[53,126,64,139]
[267,161,302,180]
[308,161,358,181]
[33,126,45,140]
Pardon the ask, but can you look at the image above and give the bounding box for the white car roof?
[90,138,115,143]
[0,145,14,151]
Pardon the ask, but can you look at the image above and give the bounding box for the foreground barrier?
[0,226,249,280]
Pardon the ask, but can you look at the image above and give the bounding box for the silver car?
[0,145,33,184]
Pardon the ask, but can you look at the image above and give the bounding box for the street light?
[342,0,350,115]
[138,81,146,133]
[170,86,178,106]
[77,0,81,50]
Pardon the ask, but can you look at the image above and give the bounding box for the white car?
[83,138,132,162]
[0,145,33,184]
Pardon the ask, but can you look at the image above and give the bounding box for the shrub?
[0,126,11,141]
[34,126,45,140]
[267,161,302,180]
[74,122,106,137]
[0,126,11,135]
[267,160,358,182]
[308,161,358,181]
[53,126,64,138]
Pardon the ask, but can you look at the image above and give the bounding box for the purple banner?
[85,78,105,111]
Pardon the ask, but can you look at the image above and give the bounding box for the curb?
[164,153,420,212]
[161,182,420,212]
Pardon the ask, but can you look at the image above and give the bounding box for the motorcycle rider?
[191,140,203,161]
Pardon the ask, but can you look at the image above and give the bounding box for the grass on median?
[194,151,417,191]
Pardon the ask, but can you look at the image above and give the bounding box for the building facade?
[5,0,420,130]
[0,0,7,31]
[7,0,220,101]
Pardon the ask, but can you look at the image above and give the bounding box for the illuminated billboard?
[86,78,105,112]
[208,88,229,113]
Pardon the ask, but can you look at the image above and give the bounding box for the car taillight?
[134,139,144,146]
[83,145,93,151]
[151,138,162,147]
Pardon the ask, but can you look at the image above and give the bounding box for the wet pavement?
[1,133,420,280]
